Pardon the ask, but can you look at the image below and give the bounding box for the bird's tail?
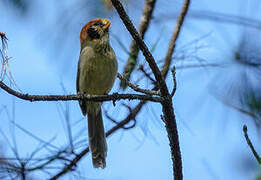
[88,108,107,168]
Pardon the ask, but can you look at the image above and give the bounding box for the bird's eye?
[93,22,104,27]
[87,27,100,39]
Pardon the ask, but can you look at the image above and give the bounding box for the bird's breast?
[78,46,117,95]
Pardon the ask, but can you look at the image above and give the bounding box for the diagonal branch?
[110,0,190,180]
[161,0,190,79]
[110,0,169,96]
[138,65,156,83]
[1,0,191,179]
[117,73,160,96]
[50,101,146,180]
[120,0,157,89]
[243,125,261,164]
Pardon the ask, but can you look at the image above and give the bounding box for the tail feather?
[88,108,107,168]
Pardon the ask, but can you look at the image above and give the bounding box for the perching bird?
[76,19,118,168]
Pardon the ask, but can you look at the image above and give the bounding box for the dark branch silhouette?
[50,101,146,179]
[243,125,261,164]
[0,0,191,179]
[120,0,157,89]
[0,80,162,102]
[110,0,190,179]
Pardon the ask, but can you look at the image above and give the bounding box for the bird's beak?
[102,19,111,30]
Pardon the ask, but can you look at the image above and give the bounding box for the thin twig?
[117,73,160,96]
[0,81,163,103]
[0,0,191,179]
[216,94,261,122]
[110,0,169,96]
[138,65,156,83]
[161,0,190,79]
[104,111,130,129]
[243,125,261,164]
[120,0,157,89]
[110,0,190,179]
[159,0,191,179]
[170,67,177,97]
[0,32,20,91]
[190,10,261,30]
[25,152,65,172]
[50,101,146,179]
[104,105,136,130]
[175,63,223,70]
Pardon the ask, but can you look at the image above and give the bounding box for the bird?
[76,19,118,168]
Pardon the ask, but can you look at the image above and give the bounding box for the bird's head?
[80,19,111,49]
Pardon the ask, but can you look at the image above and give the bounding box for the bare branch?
[120,0,157,89]
[110,0,191,179]
[243,125,261,164]
[175,63,223,70]
[50,101,147,179]
[104,104,136,130]
[0,80,163,103]
[191,10,261,30]
[117,73,160,96]
[138,65,156,83]
[0,32,20,90]
[0,32,8,80]
[0,0,192,178]
[215,94,261,122]
[170,67,177,97]
[110,0,169,96]
[161,0,190,79]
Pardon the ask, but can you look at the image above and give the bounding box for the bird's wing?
[76,53,87,116]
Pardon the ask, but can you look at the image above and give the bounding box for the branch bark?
[110,0,190,179]
[120,0,157,89]
[110,0,169,96]
[0,81,162,103]
[50,101,146,180]
[161,0,190,79]
[243,125,261,164]
[117,73,160,96]
[1,0,191,178]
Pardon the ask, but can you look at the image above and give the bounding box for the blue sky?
[0,0,260,179]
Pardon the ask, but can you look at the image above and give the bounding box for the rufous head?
[80,19,111,47]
